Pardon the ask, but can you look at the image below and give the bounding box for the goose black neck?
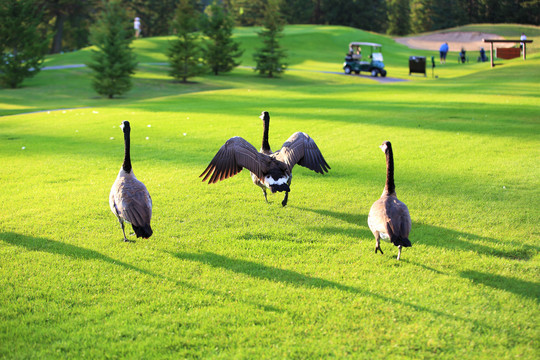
[385,146,395,195]
[122,128,132,173]
[261,117,271,153]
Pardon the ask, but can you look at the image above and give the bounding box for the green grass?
[1,25,539,359]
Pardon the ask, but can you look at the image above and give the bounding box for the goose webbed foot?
[281,192,289,207]
[375,240,383,254]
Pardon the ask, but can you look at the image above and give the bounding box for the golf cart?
[343,42,387,77]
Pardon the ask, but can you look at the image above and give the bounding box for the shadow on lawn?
[0,231,162,277]
[0,231,282,313]
[172,250,491,327]
[295,207,538,261]
[460,270,540,302]
[414,222,538,261]
[293,207,372,241]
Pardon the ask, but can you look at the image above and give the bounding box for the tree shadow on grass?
[294,207,538,261]
[293,207,368,227]
[460,270,540,302]
[0,232,282,313]
[292,207,373,240]
[171,250,493,328]
[0,231,161,278]
[415,223,538,261]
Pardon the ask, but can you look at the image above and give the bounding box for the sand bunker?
[395,31,510,52]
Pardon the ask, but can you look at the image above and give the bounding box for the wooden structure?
[496,47,520,59]
[483,39,533,68]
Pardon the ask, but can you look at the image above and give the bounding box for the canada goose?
[200,111,330,206]
[367,141,411,260]
[109,121,153,242]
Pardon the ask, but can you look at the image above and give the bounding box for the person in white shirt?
[134,17,141,38]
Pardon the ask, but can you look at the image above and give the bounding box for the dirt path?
[395,31,509,52]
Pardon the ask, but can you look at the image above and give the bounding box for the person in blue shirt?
[479,47,487,62]
[439,42,449,64]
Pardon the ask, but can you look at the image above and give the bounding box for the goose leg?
[397,245,402,260]
[281,191,289,207]
[375,234,384,255]
[119,220,129,242]
[262,188,269,203]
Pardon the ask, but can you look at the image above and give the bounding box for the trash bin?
[409,56,426,76]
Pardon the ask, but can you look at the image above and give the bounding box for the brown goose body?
[110,121,153,241]
[367,141,411,260]
[200,111,330,206]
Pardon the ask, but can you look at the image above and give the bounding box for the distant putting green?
[0,25,539,359]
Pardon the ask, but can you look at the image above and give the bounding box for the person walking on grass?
[439,42,449,64]
[134,17,141,38]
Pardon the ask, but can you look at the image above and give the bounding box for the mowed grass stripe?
[0,24,539,359]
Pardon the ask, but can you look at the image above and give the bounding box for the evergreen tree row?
[1,0,536,89]
[0,0,287,90]
[11,0,538,55]
[166,0,284,84]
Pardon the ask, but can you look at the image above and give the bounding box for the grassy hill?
[2,24,536,117]
[0,25,539,359]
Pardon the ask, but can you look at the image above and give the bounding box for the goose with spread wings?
[200,111,330,206]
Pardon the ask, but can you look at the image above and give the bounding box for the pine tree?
[253,0,287,78]
[410,0,434,33]
[226,0,266,26]
[87,0,137,99]
[202,1,243,76]
[167,0,206,83]
[281,0,314,24]
[0,0,49,89]
[386,0,411,35]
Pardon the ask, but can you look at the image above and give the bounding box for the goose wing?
[200,137,268,183]
[386,198,411,239]
[274,132,330,173]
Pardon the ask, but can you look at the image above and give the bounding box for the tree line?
[6,0,537,55]
[0,0,287,93]
[1,0,538,90]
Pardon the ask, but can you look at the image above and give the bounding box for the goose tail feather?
[393,237,411,247]
[132,224,153,239]
[270,183,290,193]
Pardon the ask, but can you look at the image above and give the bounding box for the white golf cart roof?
[349,42,382,48]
